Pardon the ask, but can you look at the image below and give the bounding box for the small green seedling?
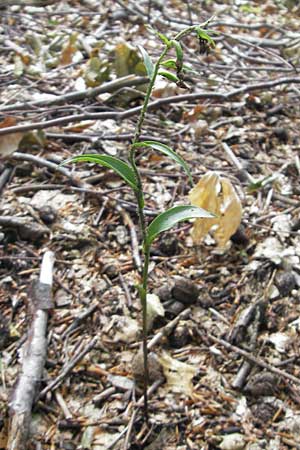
[62,22,216,422]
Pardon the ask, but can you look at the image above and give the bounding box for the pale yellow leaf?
[189,172,220,242]
[214,177,242,247]
[158,351,196,396]
[189,171,242,247]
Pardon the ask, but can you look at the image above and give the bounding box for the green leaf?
[157,32,171,46]
[161,59,196,74]
[61,154,138,190]
[132,140,192,184]
[138,45,154,78]
[158,69,179,83]
[145,25,170,46]
[161,59,177,70]
[196,27,216,47]
[146,205,215,245]
[171,40,183,72]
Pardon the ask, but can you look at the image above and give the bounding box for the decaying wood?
[7,251,55,450]
[1,0,57,6]
[0,215,49,242]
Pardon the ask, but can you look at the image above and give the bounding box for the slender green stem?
[140,242,150,421]
[127,23,211,422]
[128,45,170,422]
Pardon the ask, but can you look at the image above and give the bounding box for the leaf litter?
[1,1,300,449]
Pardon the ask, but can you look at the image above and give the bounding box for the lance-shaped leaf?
[146,205,215,245]
[62,154,138,190]
[132,140,192,184]
[158,69,179,83]
[138,45,154,78]
[170,40,183,72]
[161,59,177,70]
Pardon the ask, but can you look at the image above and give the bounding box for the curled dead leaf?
[0,117,25,158]
[158,351,196,396]
[189,172,242,247]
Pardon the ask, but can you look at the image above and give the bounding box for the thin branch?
[197,329,300,387]
[0,75,148,112]
[7,251,55,450]
[1,76,300,136]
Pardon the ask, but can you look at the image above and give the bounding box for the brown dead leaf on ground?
[0,117,25,158]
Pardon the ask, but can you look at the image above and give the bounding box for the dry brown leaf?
[189,172,242,247]
[158,351,196,396]
[0,117,25,158]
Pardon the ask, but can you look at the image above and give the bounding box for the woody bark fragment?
[7,251,55,450]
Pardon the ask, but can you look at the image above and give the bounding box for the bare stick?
[1,75,148,112]
[197,329,300,387]
[7,251,55,450]
[39,336,98,398]
[1,77,300,136]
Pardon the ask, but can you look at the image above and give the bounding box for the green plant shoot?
[61,20,216,423]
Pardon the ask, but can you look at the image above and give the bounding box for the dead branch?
[1,76,300,137]
[0,75,148,112]
[0,215,49,241]
[7,250,55,450]
[1,0,58,6]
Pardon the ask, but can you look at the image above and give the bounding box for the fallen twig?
[0,75,148,112]
[7,250,55,450]
[39,335,98,398]
[1,77,300,136]
[196,328,300,387]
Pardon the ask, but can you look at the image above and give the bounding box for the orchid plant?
[62,22,215,421]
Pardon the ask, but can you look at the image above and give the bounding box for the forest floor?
[1,1,300,449]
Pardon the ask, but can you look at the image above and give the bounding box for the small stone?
[273,127,289,143]
[155,284,172,302]
[169,321,189,348]
[115,225,129,246]
[159,234,178,256]
[244,372,278,397]
[220,433,246,450]
[102,263,118,279]
[230,225,249,247]
[172,277,199,305]
[275,271,296,296]
[250,401,278,424]
[38,205,57,224]
[165,300,185,316]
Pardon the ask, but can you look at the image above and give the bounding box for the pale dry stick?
[119,273,133,307]
[197,329,300,387]
[55,391,73,420]
[39,335,98,398]
[7,250,55,450]
[93,387,116,406]
[222,142,255,184]
[11,152,87,188]
[46,131,168,144]
[1,75,148,111]
[123,408,138,450]
[61,302,99,340]
[222,30,298,50]
[147,307,191,350]
[117,205,142,270]
[94,198,109,226]
[2,76,300,136]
